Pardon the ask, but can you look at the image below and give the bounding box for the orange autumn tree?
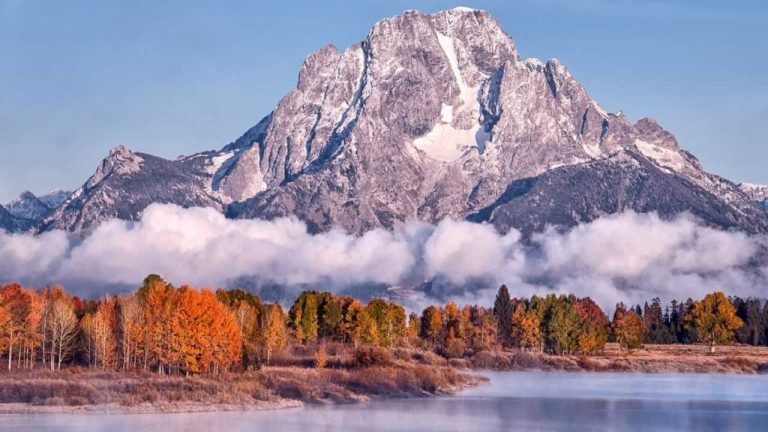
[1,283,43,371]
[574,297,610,354]
[171,286,241,375]
[216,289,262,368]
[0,302,10,365]
[203,289,242,373]
[614,310,645,351]
[137,275,178,374]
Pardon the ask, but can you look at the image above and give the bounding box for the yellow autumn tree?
[686,291,743,353]
[261,302,287,365]
[510,304,541,351]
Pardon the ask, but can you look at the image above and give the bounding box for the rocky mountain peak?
[7,8,766,238]
[87,145,144,189]
[4,191,50,222]
[16,190,38,201]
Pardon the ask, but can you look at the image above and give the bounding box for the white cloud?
[0,204,765,311]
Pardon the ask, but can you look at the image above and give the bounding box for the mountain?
[37,190,71,210]
[39,145,227,233]
[0,205,26,233]
[2,190,73,232]
[739,183,768,210]
[11,7,767,236]
[5,191,51,222]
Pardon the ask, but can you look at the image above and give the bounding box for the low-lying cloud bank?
[1,204,766,310]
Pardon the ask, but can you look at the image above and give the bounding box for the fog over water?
[1,204,767,309]
[4,372,768,432]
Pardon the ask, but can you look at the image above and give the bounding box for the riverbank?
[467,343,768,373]
[3,343,766,414]
[0,347,482,414]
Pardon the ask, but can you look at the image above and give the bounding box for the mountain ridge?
[2,7,766,236]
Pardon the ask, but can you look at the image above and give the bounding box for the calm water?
[3,372,768,432]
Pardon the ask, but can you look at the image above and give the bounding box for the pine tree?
[493,285,514,347]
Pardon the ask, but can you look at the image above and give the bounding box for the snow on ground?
[205,151,235,176]
[413,123,483,162]
[413,31,490,162]
[739,182,768,201]
[451,6,478,12]
[436,31,467,95]
[440,104,453,123]
[634,139,688,173]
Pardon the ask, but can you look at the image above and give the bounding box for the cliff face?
[8,7,764,236]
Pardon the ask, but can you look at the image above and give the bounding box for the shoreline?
[0,399,304,415]
[0,377,483,415]
[2,343,766,415]
[0,351,484,415]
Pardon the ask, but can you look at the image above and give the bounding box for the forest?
[0,275,757,376]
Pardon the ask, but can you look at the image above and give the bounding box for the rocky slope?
[740,183,768,210]
[0,205,26,232]
[3,190,71,232]
[39,146,225,233]
[3,7,766,236]
[5,191,51,222]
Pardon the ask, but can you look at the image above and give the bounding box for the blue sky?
[1,0,766,202]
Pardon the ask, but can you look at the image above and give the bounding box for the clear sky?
[1,0,766,202]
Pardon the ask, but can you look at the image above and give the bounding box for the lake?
[4,372,768,431]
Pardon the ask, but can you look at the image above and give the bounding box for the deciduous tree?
[510,304,541,351]
[685,291,743,353]
[614,310,644,351]
[261,302,287,365]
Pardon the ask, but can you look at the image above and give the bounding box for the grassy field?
[469,343,768,373]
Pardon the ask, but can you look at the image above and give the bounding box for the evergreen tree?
[493,285,514,347]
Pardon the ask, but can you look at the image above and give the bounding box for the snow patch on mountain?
[414,29,491,162]
[634,139,688,173]
[413,122,485,162]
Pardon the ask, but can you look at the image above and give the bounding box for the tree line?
[0,276,753,375]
